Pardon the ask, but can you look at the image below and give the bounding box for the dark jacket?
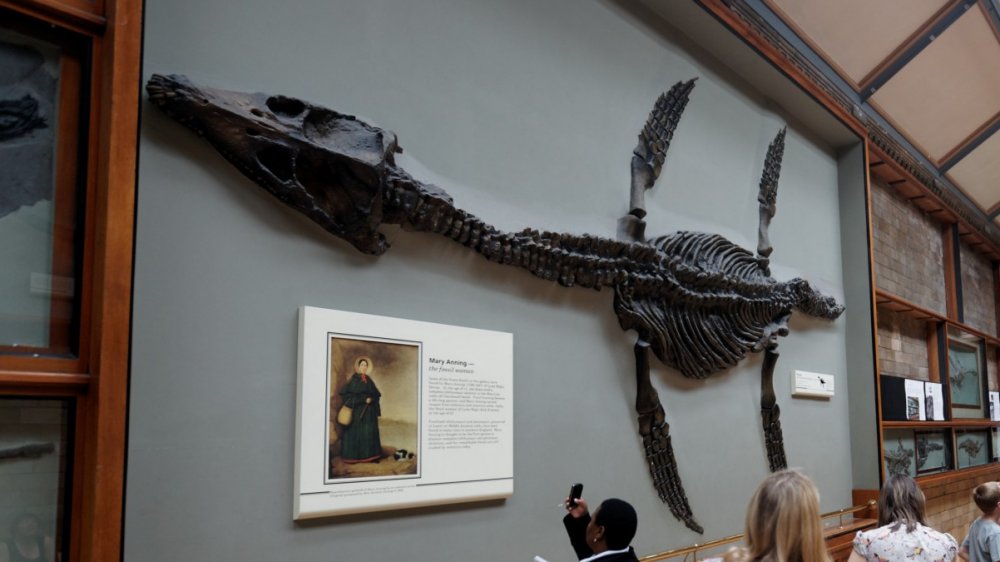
[563,513,639,561]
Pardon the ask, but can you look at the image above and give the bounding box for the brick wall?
[877,308,931,380]
[871,181,947,314]
[922,466,1000,542]
[960,242,997,336]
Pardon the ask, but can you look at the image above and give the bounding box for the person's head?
[11,513,41,539]
[356,358,370,374]
[586,498,638,552]
[729,470,829,562]
[878,475,925,532]
[973,482,1000,515]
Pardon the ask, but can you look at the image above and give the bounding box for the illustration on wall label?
[328,337,419,482]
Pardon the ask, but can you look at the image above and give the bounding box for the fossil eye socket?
[266,96,305,118]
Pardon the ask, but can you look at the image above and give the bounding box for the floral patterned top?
[853,522,957,562]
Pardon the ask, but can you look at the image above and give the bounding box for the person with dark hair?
[850,475,956,562]
[959,481,1000,562]
[563,496,639,561]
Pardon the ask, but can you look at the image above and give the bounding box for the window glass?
[947,326,987,419]
[0,397,70,562]
[0,19,84,357]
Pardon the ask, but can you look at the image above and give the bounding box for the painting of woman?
[338,357,382,463]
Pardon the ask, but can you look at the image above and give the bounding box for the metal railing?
[640,500,877,562]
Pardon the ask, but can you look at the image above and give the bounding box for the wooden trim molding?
[0,371,90,389]
[0,0,106,34]
[943,225,960,320]
[74,0,143,558]
[2,1,139,558]
[994,265,1000,337]
[851,489,879,521]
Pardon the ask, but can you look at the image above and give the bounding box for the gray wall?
[839,144,879,490]
[128,1,869,560]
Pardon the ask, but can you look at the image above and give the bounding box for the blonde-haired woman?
[722,470,831,562]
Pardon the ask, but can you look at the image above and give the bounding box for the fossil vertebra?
[146,74,844,532]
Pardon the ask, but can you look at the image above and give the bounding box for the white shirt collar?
[580,546,632,562]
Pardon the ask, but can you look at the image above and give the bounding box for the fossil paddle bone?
[146,74,844,532]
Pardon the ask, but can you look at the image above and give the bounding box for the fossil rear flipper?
[640,408,703,534]
[634,341,703,534]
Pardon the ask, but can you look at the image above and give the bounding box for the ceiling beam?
[987,0,1000,33]
[988,202,1000,219]
[939,110,1000,173]
[860,0,977,101]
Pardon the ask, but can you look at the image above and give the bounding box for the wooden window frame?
[0,0,141,561]
[0,11,88,364]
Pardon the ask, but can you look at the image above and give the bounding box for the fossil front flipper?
[634,340,703,534]
[621,79,696,242]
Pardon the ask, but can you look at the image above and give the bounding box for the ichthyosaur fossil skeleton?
[146,74,844,532]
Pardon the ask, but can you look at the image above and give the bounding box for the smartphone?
[567,482,583,508]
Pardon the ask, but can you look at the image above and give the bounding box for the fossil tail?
[385,169,670,290]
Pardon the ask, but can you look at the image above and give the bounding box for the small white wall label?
[791,370,834,399]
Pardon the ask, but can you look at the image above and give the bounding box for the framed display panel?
[295,306,513,519]
[0,0,143,560]
[955,429,990,469]
[914,430,951,475]
[0,12,89,359]
[0,397,73,561]
[948,327,986,418]
[882,428,916,478]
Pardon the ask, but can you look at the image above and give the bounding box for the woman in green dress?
[339,357,382,463]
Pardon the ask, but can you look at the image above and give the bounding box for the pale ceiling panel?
[870,6,1000,162]
[947,132,1000,212]
[766,0,948,84]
